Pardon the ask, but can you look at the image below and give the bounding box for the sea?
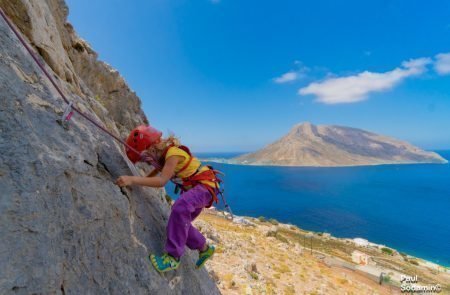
[167,151,450,266]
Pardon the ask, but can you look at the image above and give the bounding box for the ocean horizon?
[169,150,450,266]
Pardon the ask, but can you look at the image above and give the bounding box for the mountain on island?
[233,122,447,167]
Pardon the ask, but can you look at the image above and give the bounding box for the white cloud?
[298,57,431,104]
[434,53,450,75]
[273,71,298,83]
[273,62,310,84]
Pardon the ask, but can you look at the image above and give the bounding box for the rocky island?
[234,122,447,167]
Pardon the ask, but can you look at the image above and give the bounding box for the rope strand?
[1,8,232,217]
[0,7,140,156]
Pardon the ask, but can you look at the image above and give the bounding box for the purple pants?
[165,184,213,258]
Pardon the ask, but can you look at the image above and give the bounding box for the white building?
[353,238,369,247]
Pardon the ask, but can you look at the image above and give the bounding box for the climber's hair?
[146,133,180,158]
[164,133,181,147]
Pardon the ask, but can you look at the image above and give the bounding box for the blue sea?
[168,151,450,266]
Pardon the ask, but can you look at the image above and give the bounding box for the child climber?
[115,125,221,273]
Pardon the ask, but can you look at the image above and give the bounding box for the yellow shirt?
[165,146,217,188]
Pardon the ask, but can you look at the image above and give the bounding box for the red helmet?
[125,125,162,163]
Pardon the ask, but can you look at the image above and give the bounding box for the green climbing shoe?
[150,253,180,273]
[196,245,215,269]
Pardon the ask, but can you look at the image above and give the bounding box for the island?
[232,122,447,167]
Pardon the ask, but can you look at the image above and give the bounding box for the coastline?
[214,209,450,270]
[196,154,450,267]
[201,157,449,168]
[197,209,450,294]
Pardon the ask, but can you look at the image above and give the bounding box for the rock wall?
[0,1,219,294]
[0,0,147,135]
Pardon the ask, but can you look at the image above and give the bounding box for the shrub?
[269,218,279,225]
[381,247,394,255]
[266,230,289,243]
[223,273,234,286]
[266,231,277,238]
[409,259,419,265]
[276,234,289,244]
[265,282,275,295]
[276,263,291,273]
[249,271,259,280]
[258,216,266,222]
[382,275,391,283]
[338,278,348,285]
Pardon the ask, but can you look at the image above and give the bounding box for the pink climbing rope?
[0,7,162,167]
[1,8,234,217]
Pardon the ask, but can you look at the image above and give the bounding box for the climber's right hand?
[115,175,134,187]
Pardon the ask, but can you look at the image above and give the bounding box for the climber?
[115,125,221,273]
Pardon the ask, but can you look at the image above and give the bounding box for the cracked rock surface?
[0,2,219,294]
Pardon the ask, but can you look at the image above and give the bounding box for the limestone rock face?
[0,2,219,294]
[0,0,147,135]
[235,122,447,166]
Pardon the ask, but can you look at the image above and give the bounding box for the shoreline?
[196,156,450,268]
[197,209,450,294]
[202,158,449,168]
[210,208,450,270]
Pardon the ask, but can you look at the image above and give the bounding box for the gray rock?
[0,4,219,295]
[0,0,148,136]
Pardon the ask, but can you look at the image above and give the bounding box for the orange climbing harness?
[160,145,230,211]
[181,167,223,208]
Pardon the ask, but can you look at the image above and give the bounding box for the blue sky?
[66,0,450,152]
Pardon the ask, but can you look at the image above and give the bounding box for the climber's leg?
[186,223,206,251]
[191,206,203,220]
[185,206,206,250]
[165,185,212,258]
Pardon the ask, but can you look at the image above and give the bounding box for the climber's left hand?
[115,175,134,187]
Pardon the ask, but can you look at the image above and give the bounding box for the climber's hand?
[115,175,134,187]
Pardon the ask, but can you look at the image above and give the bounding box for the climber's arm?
[146,168,159,177]
[115,156,181,188]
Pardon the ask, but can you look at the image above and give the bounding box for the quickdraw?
[57,101,74,129]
